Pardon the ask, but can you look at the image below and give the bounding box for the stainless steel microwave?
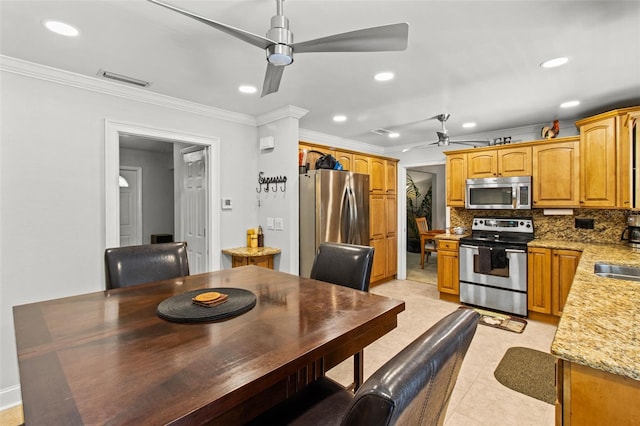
[466,176,532,209]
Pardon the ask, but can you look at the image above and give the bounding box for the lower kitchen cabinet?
[557,359,640,425]
[437,239,459,297]
[527,247,581,317]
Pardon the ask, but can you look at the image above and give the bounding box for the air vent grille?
[98,69,151,87]
[370,128,392,136]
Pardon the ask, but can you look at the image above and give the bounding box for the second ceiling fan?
[148,0,409,97]
[402,114,490,152]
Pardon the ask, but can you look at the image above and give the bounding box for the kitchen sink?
[594,263,640,282]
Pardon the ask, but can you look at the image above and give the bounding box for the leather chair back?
[342,308,479,425]
[104,242,190,289]
[309,242,374,291]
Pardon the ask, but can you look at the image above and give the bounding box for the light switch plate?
[266,217,274,230]
[274,217,284,231]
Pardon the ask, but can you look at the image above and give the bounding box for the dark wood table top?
[14,266,405,425]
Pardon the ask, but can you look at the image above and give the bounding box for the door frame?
[398,160,449,280]
[119,166,143,246]
[105,119,221,271]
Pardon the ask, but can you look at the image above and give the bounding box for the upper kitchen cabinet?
[385,160,397,194]
[369,157,385,193]
[467,146,531,178]
[334,150,353,171]
[299,143,334,171]
[353,154,370,174]
[446,153,467,206]
[576,106,640,208]
[532,138,580,208]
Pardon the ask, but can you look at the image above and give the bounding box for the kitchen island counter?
[546,240,640,381]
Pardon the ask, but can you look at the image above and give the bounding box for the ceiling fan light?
[268,53,293,66]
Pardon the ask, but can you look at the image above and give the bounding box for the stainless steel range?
[459,217,534,316]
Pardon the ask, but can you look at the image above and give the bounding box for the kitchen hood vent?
[98,69,151,87]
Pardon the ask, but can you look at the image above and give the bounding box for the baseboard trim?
[0,385,21,412]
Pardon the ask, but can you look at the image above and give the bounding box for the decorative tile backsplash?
[450,208,631,244]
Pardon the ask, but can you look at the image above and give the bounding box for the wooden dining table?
[13,265,405,425]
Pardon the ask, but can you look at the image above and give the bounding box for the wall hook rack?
[256,172,287,193]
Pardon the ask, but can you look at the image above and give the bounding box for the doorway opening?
[399,161,447,285]
[105,120,221,274]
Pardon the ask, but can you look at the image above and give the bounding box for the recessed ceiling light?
[462,122,476,129]
[333,115,347,123]
[238,85,257,94]
[560,100,580,108]
[42,20,79,37]
[388,132,400,139]
[374,72,395,82]
[541,57,569,68]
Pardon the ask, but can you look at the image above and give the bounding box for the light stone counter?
[536,240,640,381]
[222,246,281,256]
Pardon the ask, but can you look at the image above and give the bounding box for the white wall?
[0,61,258,408]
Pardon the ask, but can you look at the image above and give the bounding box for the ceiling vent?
[97,69,151,87]
[370,128,393,136]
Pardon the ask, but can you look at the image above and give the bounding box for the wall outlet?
[274,217,284,231]
[575,218,595,229]
[266,217,274,230]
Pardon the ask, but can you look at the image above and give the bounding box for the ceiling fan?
[402,114,490,152]
[147,0,409,97]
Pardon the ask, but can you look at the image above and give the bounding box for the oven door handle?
[460,245,525,254]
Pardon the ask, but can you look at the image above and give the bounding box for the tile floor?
[327,255,557,425]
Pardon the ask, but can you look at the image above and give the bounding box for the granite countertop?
[222,247,281,256]
[537,239,640,381]
[434,232,468,241]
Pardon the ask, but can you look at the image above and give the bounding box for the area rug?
[494,347,556,405]
[458,306,527,333]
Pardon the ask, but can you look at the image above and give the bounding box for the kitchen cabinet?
[527,247,580,316]
[532,138,580,208]
[299,143,333,171]
[446,153,467,207]
[557,359,640,425]
[298,141,398,285]
[467,146,531,178]
[437,239,459,296]
[576,106,640,208]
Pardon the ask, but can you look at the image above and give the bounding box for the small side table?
[222,247,281,270]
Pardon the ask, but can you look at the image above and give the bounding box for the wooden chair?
[416,217,437,268]
[104,242,190,289]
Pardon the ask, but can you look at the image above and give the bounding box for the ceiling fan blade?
[261,63,285,97]
[450,140,491,146]
[148,0,274,49]
[292,22,408,53]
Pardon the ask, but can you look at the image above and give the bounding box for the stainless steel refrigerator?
[299,169,370,277]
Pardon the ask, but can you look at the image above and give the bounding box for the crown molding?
[0,55,257,127]
[256,105,309,126]
[299,128,385,156]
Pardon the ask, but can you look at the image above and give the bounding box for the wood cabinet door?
[528,247,552,314]
[446,154,467,206]
[385,160,397,193]
[386,235,397,277]
[437,248,459,295]
[369,158,385,193]
[353,155,369,174]
[580,117,617,207]
[369,194,385,239]
[467,151,497,178]
[552,249,581,316]
[369,238,387,283]
[532,140,580,207]
[334,151,353,172]
[385,194,396,238]
[498,146,532,176]
[299,144,334,171]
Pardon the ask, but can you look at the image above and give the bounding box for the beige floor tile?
[327,276,557,426]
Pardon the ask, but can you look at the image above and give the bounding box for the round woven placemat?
[156,288,256,323]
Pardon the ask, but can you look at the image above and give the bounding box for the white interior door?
[181,147,208,273]
[119,167,142,246]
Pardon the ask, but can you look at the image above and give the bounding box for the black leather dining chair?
[310,242,375,292]
[309,242,375,390]
[104,242,190,289]
[248,308,480,426]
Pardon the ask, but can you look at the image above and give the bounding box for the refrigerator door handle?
[348,186,357,244]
